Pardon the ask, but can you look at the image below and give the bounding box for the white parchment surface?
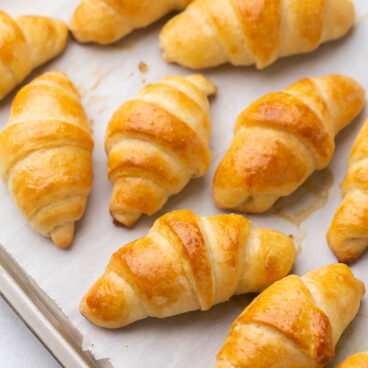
[1,0,368,366]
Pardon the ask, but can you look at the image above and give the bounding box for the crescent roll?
[216,264,365,368]
[80,209,297,328]
[0,10,68,100]
[0,71,94,248]
[213,75,365,213]
[327,118,368,264]
[105,74,216,227]
[160,0,355,70]
[336,353,368,368]
[69,0,192,45]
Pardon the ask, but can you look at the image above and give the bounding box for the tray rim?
[0,242,112,368]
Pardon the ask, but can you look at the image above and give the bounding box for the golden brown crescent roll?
[0,71,94,248]
[69,0,192,45]
[336,353,368,368]
[80,209,297,328]
[0,10,68,101]
[160,0,355,70]
[213,75,365,213]
[327,119,368,264]
[216,264,365,368]
[105,74,216,227]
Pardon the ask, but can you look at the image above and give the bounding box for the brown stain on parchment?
[98,105,110,114]
[88,119,94,134]
[87,95,110,107]
[78,67,115,98]
[126,72,135,81]
[272,169,334,249]
[229,173,335,307]
[110,43,135,52]
[90,68,114,91]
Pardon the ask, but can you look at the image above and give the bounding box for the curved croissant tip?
[331,264,365,296]
[358,278,366,297]
[327,231,368,265]
[111,211,141,228]
[336,253,357,265]
[51,222,75,248]
[186,74,217,97]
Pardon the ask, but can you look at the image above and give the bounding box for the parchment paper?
[1,0,368,366]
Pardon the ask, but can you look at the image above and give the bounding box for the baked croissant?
[336,353,368,368]
[213,75,365,213]
[69,0,192,45]
[216,264,365,368]
[0,11,68,101]
[105,74,216,227]
[0,71,94,248]
[80,209,297,328]
[160,0,355,70]
[327,118,368,264]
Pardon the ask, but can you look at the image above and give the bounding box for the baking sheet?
[1,0,368,366]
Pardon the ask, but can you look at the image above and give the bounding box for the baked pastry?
[105,74,216,227]
[69,0,192,45]
[216,264,365,368]
[327,118,368,264]
[0,10,68,101]
[160,0,355,70]
[213,75,365,213]
[80,209,297,328]
[336,353,368,368]
[0,71,94,248]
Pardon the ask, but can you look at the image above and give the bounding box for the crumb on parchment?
[138,62,148,73]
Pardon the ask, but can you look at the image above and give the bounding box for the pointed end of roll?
[249,228,298,291]
[186,74,217,97]
[15,15,68,68]
[324,0,355,42]
[334,263,366,298]
[329,236,368,265]
[29,70,82,102]
[111,211,142,228]
[69,0,131,44]
[326,196,368,266]
[51,221,75,248]
[159,8,227,69]
[79,272,149,328]
[315,75,366,134]
[356,275,366,298]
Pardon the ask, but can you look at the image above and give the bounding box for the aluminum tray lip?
[0,243,113,368]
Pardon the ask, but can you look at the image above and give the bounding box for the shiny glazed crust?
[0,10,68,100]
[105,74,216,227]
[213,75,365,213]
[69,0,192,44]
[0,71,94,248]
[336,353,368,368]
[80,209,296,328]
[160,0,355,69]
[215,264,365,368]
[327,118,368,264]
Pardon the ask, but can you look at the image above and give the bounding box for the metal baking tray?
[0,243,112,368]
